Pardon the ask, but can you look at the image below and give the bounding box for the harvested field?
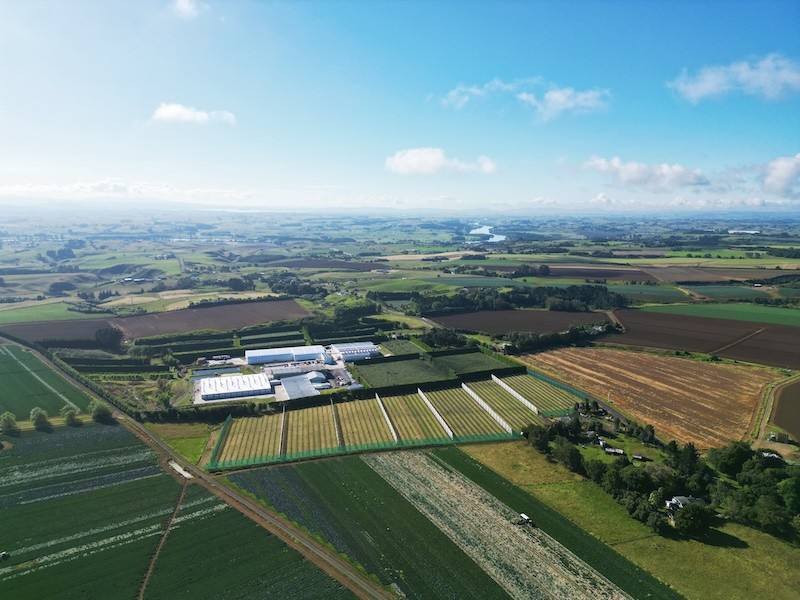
[524,347,781,448]
[381,394,448,441]
[337,399,394,446]
[0,299,310,342]
[432,309,607,335]
[773,379,800,441]
[424,388,506,437]
[612,309,800,369]
[466,381,546,430]
[365,451,628,600]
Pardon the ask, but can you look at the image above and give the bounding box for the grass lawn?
[145,422,211,464]
[639,302,800,326]
[464,441,800,600]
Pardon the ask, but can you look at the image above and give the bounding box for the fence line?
[375,393,399,442]
[461,382,513,434]
[491,374,540,415]
[417,388,454,439]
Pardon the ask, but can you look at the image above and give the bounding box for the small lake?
[773,378,800,441]
[469,225,506,243]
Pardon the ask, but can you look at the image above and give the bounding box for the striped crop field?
[285,405,338,454]
[381,394,448,441]
[217,414,283,463]
[466,380,547,430]
[337,399,394,446]
[501,375,577,415]
[425,388,505,437]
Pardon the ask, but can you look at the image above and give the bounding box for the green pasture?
[0,344,94,419]
[614,285,688,301]
[685,285,771,299]
[463,442,800,600]
[380,339,424,356]
[639,303,800,326]
[421,275,530,288]
[0,301,102,324]
[432,351,509,374]
[353,358,449,387]
[228,457,506,599]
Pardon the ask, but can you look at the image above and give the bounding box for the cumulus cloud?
[668,54,800,103]
[440,78,609,120]
[151,103,235,125]
[763,153,800,196]
[171,0,207,19]
[583,156,709,191]
[385,148,497,175]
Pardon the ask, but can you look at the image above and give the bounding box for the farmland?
[144,485,353,600]
[424,388,506,437]
[215,414,284,464]
[431,309,606,335]
[466,380,546,430]
[367,451,628,600]
[464,442,800,600]
[381,393,449,441]
[337,398,394,446]
[500,374,578,415]
[353,358,450,387]
[773,378,800,441]
[613,308,800,369]
[0,343,93,419]
[639,302,800,327]
[431,350,510,374]
[524,347,782,448]
[227,456,510,599]
[285,405,339,455]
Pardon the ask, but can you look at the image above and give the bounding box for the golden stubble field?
[523,347,782,448]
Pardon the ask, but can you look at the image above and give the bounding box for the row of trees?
[0,401,112,437]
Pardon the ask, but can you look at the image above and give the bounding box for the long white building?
[329,341,381,362]
[245,345,328,365]
[199,373,272,401]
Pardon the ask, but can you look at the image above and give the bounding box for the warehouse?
[246,345,328,365]
[330,341,381,362]
[199,373,272,401]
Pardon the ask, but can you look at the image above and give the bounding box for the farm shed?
[199,373,272,401]
[246,345,328,365]
[330,341,381,362]
[280,374,320,400]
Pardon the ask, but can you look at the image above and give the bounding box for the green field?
[685,285,770,299]
[145,486,353,600]
[0,344,94,419]
[227,457,508,599]
[431,445,682,600]
[0,301,102,324]
[500,374,577,415]
[431,350,510,374]
[354,358,450,387]
[380,338,423,355]
[615,285,688,301]
[639,302,800,326]
[464,442,800,600]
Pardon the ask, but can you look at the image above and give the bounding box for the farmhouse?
[665,496,706,511]
[246,345,329,365]
[329,341,381,362]
[199,373,272,401]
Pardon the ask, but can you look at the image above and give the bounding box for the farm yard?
[500,374,578,416]
[613,308,800,369]
[227,457,510,599]
[337,398,395,447]
[431,309,606,335]
[424,388,507,437]
[466,380,547,430]
[523,347,782,448]
[0,343,93,419]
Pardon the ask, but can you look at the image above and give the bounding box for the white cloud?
[517,87,609,121]
[763,153,800,196]
[440,77,609,120]
[171,0,207,20]
[385,148,497,175]
[151,103,235,125]
[668,54,800,103]
[583,155,709,191]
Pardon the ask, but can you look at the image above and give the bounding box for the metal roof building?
[329,341,381,362]
[199,373,272,401]
[246,345,327,365]
[280,375,320,400]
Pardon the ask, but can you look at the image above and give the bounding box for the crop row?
[381,394,448,441]
[284,405,338,455]
[466,381,546,430]
[425,388,505,437]
[217,415,282,463]
[502,375,577,414]
[337,398,394,446]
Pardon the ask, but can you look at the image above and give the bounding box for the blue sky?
[0,0,798,213]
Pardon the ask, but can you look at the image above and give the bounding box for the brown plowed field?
[269,259,382,270]
[0,299,309,342]
[611,309,800,369]
[490,266,656,282]
[643,267,800,283]
[524,347,781,448]
[431,309,607,335]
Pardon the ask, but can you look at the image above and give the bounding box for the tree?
[552,436,584,474]
[62,409,80,427]
[0,411,19,435]
[526,424,550,454]
[89,400,113,424]
[707,441,755,477]
[585,459,607,483]
[95,327,124,353]
[673,502,712,536]
[30,407,51,431]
